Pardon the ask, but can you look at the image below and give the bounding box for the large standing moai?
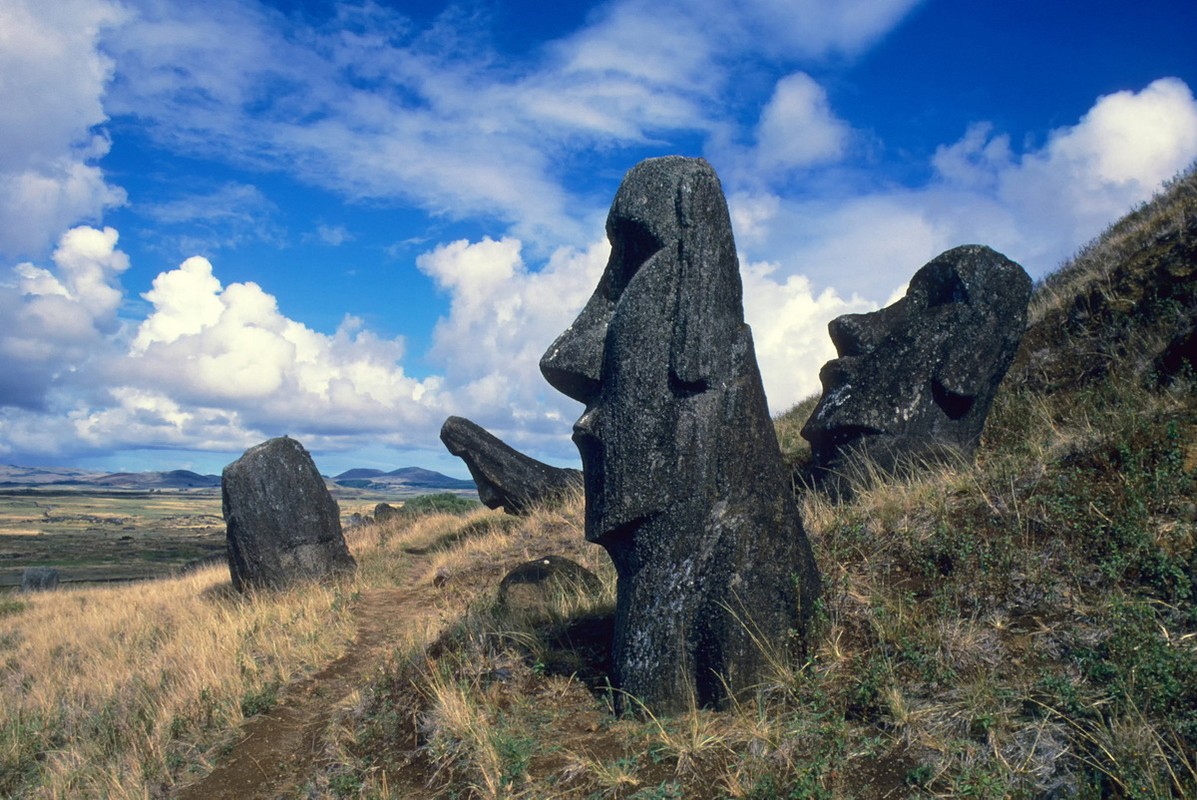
[439,416,582,514]
[540,156,822,713]
[222,436,356,592]
[801,245,1032,487]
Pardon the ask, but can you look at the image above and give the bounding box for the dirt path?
[176,565,442,800]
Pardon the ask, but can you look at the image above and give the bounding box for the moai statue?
[540,156,822,713]
[801,245,1031,491]
[440,416,582,514]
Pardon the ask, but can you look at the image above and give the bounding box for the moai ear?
[668,163,744,393]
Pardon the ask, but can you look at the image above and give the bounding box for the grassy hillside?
[2,163,1195,798]
[318,164,1195,799]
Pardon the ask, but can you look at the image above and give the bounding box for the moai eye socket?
[923,268,970,308]
[606,217,664,298]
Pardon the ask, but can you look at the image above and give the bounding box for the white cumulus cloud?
[123,255,443,436]
[738,77,1197,305]
[0,226,129,409]
[742,261,876,411]
[416,235,609,454]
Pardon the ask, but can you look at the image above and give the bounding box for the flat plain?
[0,488,421,588]
[0,489,225,587]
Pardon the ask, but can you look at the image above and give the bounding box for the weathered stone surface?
[20,566,59,592]
[539,156,822,713]
[373,502,401,524]
[221,436,356,592]
[440,416,582,514]
[497,555,602,615]
[802,245,1032,487]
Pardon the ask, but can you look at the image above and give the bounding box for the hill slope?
[311,163,1196,798]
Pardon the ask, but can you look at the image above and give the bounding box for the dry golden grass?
[0,562,356,798]
[0,497,501,798]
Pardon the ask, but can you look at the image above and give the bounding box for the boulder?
[20,566,59,592]
[497,555,602,616]
[221,436,356,592]
[802,245,1031,490]
[440,416,582,514]
[373,502,401,524]
[540,156,822,713]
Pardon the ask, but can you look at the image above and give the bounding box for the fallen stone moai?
[221,436,356,592]
[440,416,582,514]
[20,566,59,592]
[801,245,1032,488]
[540,156,822,713]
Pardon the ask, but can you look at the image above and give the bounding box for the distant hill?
[332,466,475,492]
[0,465,221,490]
[0,463,475,494]
[92,470,222,489]
[334,468,387,481]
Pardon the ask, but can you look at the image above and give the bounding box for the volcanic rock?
[440,416,582,514]
[539,156,822,713]
[373,503,401,524]
[221,436,356,592]
[802,245,1031,490]
[20,566,59,592]
[497,555,602,616]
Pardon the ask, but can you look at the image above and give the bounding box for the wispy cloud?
[734,77,1197,302]
[137,182,286,252]
[310,225,354,246]
[98,0,926,254]
[0,0,126,259]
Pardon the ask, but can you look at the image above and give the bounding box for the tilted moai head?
[801,245,1032,481]
[540,156,821,713]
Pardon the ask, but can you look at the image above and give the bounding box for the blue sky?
[2,0,1196,479]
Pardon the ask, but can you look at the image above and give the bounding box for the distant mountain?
[0,464,219,490]
[334,468,388,481]
[332,466,475,492]
[0,465,100,485]
[0,463,473,494]
[92,470,221,489]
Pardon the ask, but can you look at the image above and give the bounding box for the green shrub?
[399,493,480,517]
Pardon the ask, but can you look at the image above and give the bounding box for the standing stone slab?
[802,245,1032,488]
[540,156,822,713]
[440,416,582,514]
[222,437,356,592]
[20,566,59,592]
